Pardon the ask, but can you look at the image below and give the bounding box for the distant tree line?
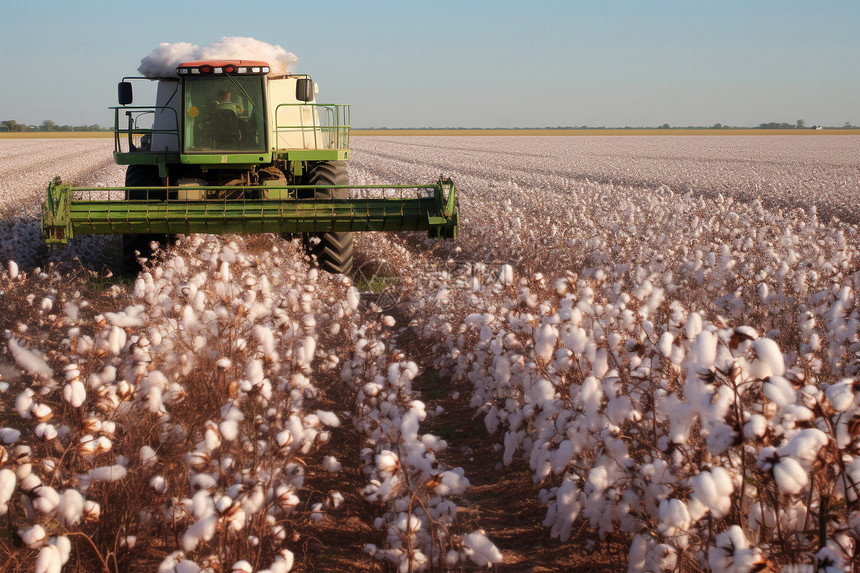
[1,119,109,132]
[361,121,857,130]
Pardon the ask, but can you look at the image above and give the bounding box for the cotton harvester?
[41,60,458,274]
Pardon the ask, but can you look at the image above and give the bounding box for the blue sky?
[2,0,858,128]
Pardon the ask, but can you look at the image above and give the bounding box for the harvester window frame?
[182,75,268,154]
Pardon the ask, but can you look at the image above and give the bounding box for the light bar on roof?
[175,63,270,75]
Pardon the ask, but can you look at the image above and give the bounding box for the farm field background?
[0,135,858,572]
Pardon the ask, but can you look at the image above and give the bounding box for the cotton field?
[0,135,858,572]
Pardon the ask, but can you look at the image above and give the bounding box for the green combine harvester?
[42,59,458,274]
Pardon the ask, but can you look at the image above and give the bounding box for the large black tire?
[303,162,354,275]
[122,165,167,276]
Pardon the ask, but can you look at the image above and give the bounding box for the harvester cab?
[42,59,459,275]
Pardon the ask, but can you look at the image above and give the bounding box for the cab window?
[183,75,265,152]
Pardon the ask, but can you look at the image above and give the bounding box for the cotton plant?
[0,234,369,570]
[344,318,501,571]
[415,248,858,570]
[2,133,859,570]
[399,176,859,570]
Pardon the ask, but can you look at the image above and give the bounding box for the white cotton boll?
[242,486,266,515]
[190,474,217,494]
[158,551,201,573]
[89,465,128,482]
[63,380,86,408]
[15,389,34,418]
[150,476,167,493]
[400,409,422,443]
[658,498,691,537]
[534,324,558,362]
[52,537,71,564]
[591,348,609,379]
[763,375,798,410]
[780,428,829,465]
[362,382,381,397]
[376,450,399,477]
[316,410,340,427]
[34,544,61,573]
[20,472,41,492]
[7,261,18,279]
[577,376,603,421]
[327,491,344,509]
[298,336,316,365]
[33,486,61,515]
[19,524,47,547]
[107,326,127,355]
[606,395,634,426]
[0,428,21,444]
[646,544,678,571]
[0,469,16,515]
[773,457,808,494]
[689,468,732,520]
[346,286,360,311]
[84,500,101,521]
[462,531,502,567]
[220,420,239,441]
[276,430,294,454]
[266,549,295,573]
[751,338,785,378]
[825,379,856,412]
[8,338,53,380]
[657,332,674,357]
[323,456,342,473]
[434,468,470,496]
[743,414,768,439]
[529,378,556,404]
[203,426,221,452]
[231,561,253,573]
[58,489,85,526]
[692,331,717,370]
[252,324,277,359]
[140,445,158,467]
[708,526,763,573]
[628,534,649,572]
[685,312,703,340]
[550,440,574,475]
[181,514,218,552]
[31,403,53,422]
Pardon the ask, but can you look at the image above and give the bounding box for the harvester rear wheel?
[303,162,354,275]
[122,165,167,275]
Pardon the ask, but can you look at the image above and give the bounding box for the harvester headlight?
[262,66,270,74]
[238,67,247,74]
[251,67,261,73]
[177,67,190,75]
[191,68,200,74]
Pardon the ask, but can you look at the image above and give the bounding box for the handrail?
[274,103,350,151]
[110,105,180,153]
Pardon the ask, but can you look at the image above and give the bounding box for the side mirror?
[296,78,314,102]
[118,82,133,105]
